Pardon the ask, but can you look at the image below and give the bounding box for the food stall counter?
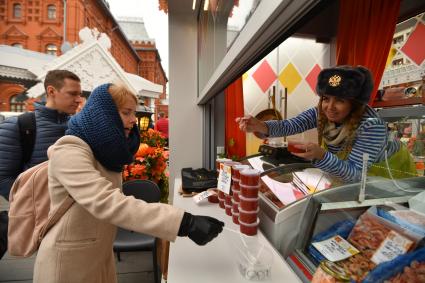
[167,178,301,283]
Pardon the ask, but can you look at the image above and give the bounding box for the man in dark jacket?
[0,69,82,259]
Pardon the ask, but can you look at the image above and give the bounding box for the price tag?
[192,190,213,204]
[371,230,413,264]
[312,235,359,262]
[218,164,231,194]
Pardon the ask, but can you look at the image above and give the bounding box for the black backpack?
[17,112,36,164]
[0,112,36,260]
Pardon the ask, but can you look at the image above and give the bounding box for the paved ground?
[0,251,157,283]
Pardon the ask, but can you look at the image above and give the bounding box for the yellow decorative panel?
[246,133,263,155]
[278,63,302,94]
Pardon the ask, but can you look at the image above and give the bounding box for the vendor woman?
[236,65,416,182]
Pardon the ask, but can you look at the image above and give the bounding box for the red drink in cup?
[224,194,232,205]
[239,195,259,211]
[232,212,240,225]
[240,184,260,198]
[233,191,240,202]
[240,169,261,186]
[224,204,232,216]
[207,189,219,203]
[239,207,259,224]
[239,219,259,236]
[232,164,251,180]
[287,140,306,153]
[232,201,240,213]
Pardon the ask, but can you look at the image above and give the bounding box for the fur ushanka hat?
[316,65,374,105]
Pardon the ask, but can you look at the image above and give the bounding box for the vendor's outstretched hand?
[178,212,224,245]
[235,116,268,137]
[290,143,326,162]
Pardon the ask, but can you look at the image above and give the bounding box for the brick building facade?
[0,0,167,118]
[132,40,168,118]
[117,17,168,119]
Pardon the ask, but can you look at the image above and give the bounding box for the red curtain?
[336,0,401,104]
[225,77,246,160]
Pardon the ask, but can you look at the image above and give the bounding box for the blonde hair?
[317,97,366,150]
[108,83,138,108]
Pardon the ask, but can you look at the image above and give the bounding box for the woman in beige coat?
[33,83,224,283]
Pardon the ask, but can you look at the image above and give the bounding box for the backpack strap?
[37,195,75,246]
[17,112,36,164]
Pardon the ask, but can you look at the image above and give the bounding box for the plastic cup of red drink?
[233,190,240,202]
[240,183,260,198]
[207,189,219,203]
[232,201,240,213]
[232,212,240,225]
[239,195,259,211]
[224,204,232,216]
[240,169,261,186]
[232,164,251,180]
[239,207,259,224]
[287,139,307,153]
[224,193,232,206]
[239,218,260,236]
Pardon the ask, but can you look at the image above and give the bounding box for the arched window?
[47,5,56,19]
[12,43,23,48]
[45,44,57,55]
[10,94,26,112]
[13,3,22,18]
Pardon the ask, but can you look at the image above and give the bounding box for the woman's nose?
[328,100,336,109]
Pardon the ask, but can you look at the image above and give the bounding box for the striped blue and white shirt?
[265,106,399,182]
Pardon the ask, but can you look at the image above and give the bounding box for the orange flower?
[136,143,149,157]
[131,164,146,176]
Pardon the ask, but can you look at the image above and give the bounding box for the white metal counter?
[167,178,301,283]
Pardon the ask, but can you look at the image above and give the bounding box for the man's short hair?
[159,112,165,118]
[44,70,80,92]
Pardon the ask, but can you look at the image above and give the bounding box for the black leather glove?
[178,212,224,245]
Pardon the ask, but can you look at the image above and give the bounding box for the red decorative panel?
[305,64,322,94]
[401,23,425,66]
[252,60,276,93]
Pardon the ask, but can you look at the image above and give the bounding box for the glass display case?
[238,105,425,270]
[286,176,424,282]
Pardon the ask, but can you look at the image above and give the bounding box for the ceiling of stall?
[293,0,425,42]
[195,0,425,104]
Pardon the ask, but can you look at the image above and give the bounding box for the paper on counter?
[293,168,331,192]
[248,156,266,173]
[261,175,297,205]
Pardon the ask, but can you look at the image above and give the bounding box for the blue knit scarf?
[66,83,140,172]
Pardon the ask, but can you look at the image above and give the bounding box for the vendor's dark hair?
[317,97,366,150]
[44,69,80,92]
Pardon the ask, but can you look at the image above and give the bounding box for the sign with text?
[218,164,231,194]
[312,235,359,262]
[193,190,213,204]
[371,230,413,264]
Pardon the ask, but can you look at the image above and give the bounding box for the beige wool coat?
[33,136,184,283]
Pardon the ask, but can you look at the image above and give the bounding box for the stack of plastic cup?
[239,168,261,236]
[216,158,231,209]
[216,158,231,173]
[231,165,250,223]
[231,165,250,199]
[224,193,233,216]
[218,190,225,209]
